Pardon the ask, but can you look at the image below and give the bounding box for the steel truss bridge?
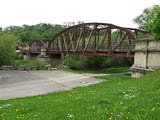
[21,23,149,57]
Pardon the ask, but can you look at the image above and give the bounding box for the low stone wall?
[131,38,160,78]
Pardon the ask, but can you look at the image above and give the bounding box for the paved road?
[0,70,105,100]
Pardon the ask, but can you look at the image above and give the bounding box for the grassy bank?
[0,70,160,120]
[62,67,131,74]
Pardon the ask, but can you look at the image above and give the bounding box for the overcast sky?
[0,0,159,28]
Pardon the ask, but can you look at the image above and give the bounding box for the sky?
[0,0,159,28]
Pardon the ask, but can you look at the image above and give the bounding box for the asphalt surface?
[0,70,105,100]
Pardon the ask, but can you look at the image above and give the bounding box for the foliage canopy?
[134,5,160,40]
[133,5,160,31]
[0,23,64,45]
[151,7,160,40]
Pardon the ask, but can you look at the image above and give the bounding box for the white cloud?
[0,0,159,28]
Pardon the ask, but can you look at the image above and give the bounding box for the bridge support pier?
[131,38,160,78]
[37,55,62,66]
[23,55,31,60]
[41,49,47,56]
[37,49,62,66]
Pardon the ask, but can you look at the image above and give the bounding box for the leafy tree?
[0,23,64,45]
[133,5,160,31]
[151,7,160,40]
[0,34,18,66]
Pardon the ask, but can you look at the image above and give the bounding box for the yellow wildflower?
[109,118,112,120]
[117,114,120,117]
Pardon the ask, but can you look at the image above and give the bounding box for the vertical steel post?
[94,25,97,50]
[97,30,100,45]
[120,30,122,49]
[107,27,111,53]
[82,25,86,51]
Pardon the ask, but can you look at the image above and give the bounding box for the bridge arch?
[29,40,47,53]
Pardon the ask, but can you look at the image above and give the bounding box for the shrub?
[14,59,46,70]
[102,57,133,68]
[84,56,106,69]
[62,55,133,70]
[63,55,85,70]
[0,34,18,66]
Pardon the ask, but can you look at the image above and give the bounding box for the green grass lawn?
[0,70,160,120]
[62,67,131,74]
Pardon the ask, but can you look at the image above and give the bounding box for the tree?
[133,5,160,31]
[0,34,18,66]
[151,7,160,40]
[0,23,64,45]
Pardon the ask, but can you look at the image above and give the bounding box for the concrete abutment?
[131,38,160,78]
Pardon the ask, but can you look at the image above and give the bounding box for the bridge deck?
[47,51,134,57]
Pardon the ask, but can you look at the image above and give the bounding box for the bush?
[0,34,18,66]
[14,59,46,70]
[102,57,133,68]
[62,55,85,70]
[84,56,106,69]
[62,55,133,70]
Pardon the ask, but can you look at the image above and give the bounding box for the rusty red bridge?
[21,23,149,57]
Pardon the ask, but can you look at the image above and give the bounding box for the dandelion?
[117,114,120,117]
[16,109,19,112]
[109,118,112,120]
